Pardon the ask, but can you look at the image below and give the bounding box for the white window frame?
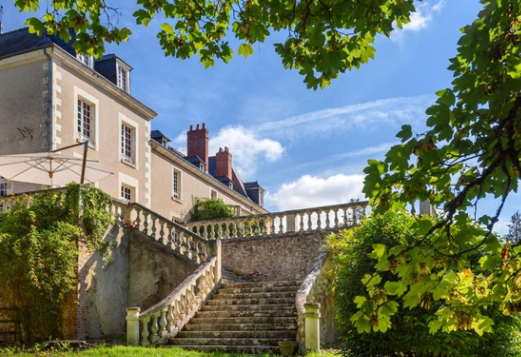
[172,167,182,200]
[118,113,139,169]
[74,87,99,150]
[116,61,131,93]
[210,189,218,199]
[76,53,94,69]
[121,185,133,202]
[119,172,139,204]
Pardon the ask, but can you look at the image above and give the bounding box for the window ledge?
[172,196,183,204]
[76,137,96,150]
[121,159,136,169]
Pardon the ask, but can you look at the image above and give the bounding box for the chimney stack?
[187,123,209,172]
[215,146,233,180]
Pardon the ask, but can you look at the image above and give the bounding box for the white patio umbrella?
[0,142,113,186]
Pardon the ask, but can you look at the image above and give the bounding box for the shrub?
[190,198,235,222]
[328,211,521,357]
[0,184,111,341]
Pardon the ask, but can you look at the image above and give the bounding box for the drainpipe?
[43,47,53,152]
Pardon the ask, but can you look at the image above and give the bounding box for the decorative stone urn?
[278,341,297,356]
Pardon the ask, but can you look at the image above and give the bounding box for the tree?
[506,212,521,245]
[18,0,417,89]
[190,198,235,222]
[358,1,521,336]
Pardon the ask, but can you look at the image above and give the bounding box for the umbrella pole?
[80,141,89,185]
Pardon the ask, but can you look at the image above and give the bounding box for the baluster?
[173,299,182,329]
[225,221,231,238]
[233,222,238,237]
[200,242,208,262]
[141,317,150,346]
[254,220,260,236]
[307,213,312,231]
[151,216,157,240]
[197,274,208,301]
[159,309,168,337]
[279,216,284,233]
[178,232,185,255]
[300,213,305,232]
[150,312,160,343]
[159,221,166,245]
[167,305,176,335]
[353,206,359,226]
[186,236,193,260]
[135,207,142,231]
[144,211,150,235]
[325,209,331,229]
[316,211,322,230]
[194,239,201,264]
[334,209,339,229]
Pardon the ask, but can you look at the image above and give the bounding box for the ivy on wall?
[0,184,112,341]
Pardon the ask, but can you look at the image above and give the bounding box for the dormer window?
[76,53,94,68]
[116,61,131,93]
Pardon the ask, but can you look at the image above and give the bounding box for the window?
[121,124,135,165]
[117,64,128,91]
[211,189,218,199]
[76,53,93,68]
[77,99,93,143]
[0,180,7,197]
[173,169,181,199]
[121,186,133,202]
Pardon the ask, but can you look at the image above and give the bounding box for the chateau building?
[0,28,266,220]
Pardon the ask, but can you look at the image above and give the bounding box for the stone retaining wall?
[222,232,326,282]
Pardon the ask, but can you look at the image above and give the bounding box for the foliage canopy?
[329,211,521,357]
[359,0,521,336]
[19,0,417,89]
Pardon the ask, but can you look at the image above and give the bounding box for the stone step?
[165,345,280,354]
[213,291,296,300]
[201,303,295,312]
[207,298,294,306]
[218,286,299,294]
[221,281,302,289]
[190,316,297,325]
[177,330,296,339]
[196,309,297,318]
[171,337,293,346]
[184,323,296,331]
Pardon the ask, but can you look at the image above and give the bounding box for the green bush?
[328,211,521,357]
[190,198,235,222]
[0,184,111,341]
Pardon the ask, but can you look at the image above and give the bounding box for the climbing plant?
[0,184,112,341]
[329,211,521,357]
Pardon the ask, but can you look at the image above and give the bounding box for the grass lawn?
[0,345,339,357]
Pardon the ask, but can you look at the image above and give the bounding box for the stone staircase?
[168,280,301,353]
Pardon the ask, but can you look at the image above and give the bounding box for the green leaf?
[396,124,413,141]
[238,43,254,58]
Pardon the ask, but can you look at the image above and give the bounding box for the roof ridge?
[0,27,29,37]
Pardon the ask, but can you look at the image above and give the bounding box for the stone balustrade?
[126,255,220,347]
[190,201,369,239]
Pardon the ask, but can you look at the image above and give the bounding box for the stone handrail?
[126,255,221,347]
[190,201,369,239]
[296,250,329,353]
[128,202,215,264]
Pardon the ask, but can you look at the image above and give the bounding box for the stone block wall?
[222,232,326,282]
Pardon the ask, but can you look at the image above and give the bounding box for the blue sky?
[3,0,518,233]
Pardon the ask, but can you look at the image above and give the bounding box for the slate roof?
[0,27,75,60]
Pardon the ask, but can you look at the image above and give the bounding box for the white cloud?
[332,142,397,160]
[432,0,447,12]
[495,216,510,237]
[265,174,366,211]
[403,9,432,32]
[209,126,284,179]
[171,126,284,179]
[253,95,433,140]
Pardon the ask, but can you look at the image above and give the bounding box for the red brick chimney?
[215,146,233,179]
[187,123,209,172]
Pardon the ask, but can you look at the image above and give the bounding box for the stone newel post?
[126,307,141,346]
[304,303,320,351]
[286,214,296,233]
